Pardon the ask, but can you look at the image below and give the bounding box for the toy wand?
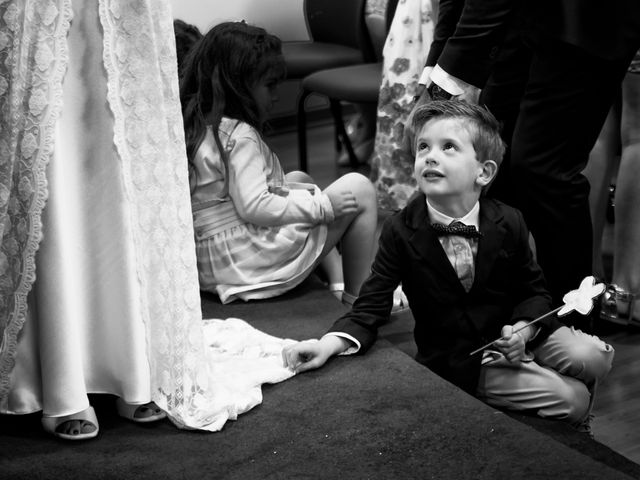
[469,276,606,357]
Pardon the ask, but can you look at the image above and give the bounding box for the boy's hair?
[179,21,286,164]
[411,100,506,166]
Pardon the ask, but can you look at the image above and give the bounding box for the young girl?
[180,22,378,304]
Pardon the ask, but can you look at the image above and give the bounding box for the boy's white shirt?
[427,199,480,230]
[325,200,481,356]
[428,199,480,275]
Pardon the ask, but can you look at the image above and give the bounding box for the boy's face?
[414,117,494,212]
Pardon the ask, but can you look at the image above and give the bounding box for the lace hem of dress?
[98,0,226,429]
[0,0,72,400]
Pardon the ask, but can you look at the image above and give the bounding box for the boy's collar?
[426,199,480,229]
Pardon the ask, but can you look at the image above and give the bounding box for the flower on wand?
[557,275,606,316]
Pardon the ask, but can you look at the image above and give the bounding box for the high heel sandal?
[41,406,99,441]
[116,398,167,423]
[600,284,637,326]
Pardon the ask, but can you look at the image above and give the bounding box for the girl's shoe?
[341,286,410,314]
[116,398,167,423]
[41,406,99,441]
[328,282,345,302]
[600,284,636,325]
[392,285,410,314]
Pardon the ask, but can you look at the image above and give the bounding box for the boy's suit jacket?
[329,194,562,394]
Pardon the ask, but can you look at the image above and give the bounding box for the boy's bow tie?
[431,221,483,238]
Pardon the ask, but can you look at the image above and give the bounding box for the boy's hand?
[326,190,358,218]
[282,340,330,373]
[494,325,527,363]
[282,336,352,373]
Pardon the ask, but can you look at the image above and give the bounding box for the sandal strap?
[608,284,637,299]
[41,406,99,441]
[116,398,166,423]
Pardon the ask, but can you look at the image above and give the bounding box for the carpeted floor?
[1,277,639,479]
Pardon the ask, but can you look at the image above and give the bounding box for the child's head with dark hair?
[411,100,505,216]
[179,21,286,163]
[173,19,203,77]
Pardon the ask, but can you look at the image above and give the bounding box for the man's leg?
[508,35,630,306]
[481,25,531,206]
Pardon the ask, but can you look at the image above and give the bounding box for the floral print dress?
[369,0,436,213]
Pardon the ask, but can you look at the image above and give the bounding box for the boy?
[282,101,613,430]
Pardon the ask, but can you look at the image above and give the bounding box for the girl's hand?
[326,189,358,218]
[494,325,527,363]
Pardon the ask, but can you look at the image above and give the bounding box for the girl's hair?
[179,21,286,165]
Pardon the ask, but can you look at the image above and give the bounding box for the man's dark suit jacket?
[329,195,562,394]
[425,0,640,89]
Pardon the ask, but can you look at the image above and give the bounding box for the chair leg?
[329,99,359,169]
[297,89,311,172]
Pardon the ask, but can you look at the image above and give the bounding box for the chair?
[296,0,399,171]
[281,0,373,80]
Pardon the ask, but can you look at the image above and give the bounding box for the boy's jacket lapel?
[473,198,506,292]
[404,195,507,295]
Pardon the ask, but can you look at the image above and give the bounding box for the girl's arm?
[228,127,335,226]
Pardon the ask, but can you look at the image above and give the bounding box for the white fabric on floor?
[200,318,297,430]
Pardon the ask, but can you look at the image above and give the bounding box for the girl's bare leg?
[322,248,345,298]
[320,173,378,297]
[285,171,344,288]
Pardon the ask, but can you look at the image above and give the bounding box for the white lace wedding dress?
[0,0,291,432]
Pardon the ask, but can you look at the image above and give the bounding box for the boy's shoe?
[573,414,595,439]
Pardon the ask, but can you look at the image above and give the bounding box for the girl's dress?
[191,118,335,304]
[369,0,436,212]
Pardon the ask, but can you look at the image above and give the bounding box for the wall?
[170,0,309,41]
[170,0,315,120]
